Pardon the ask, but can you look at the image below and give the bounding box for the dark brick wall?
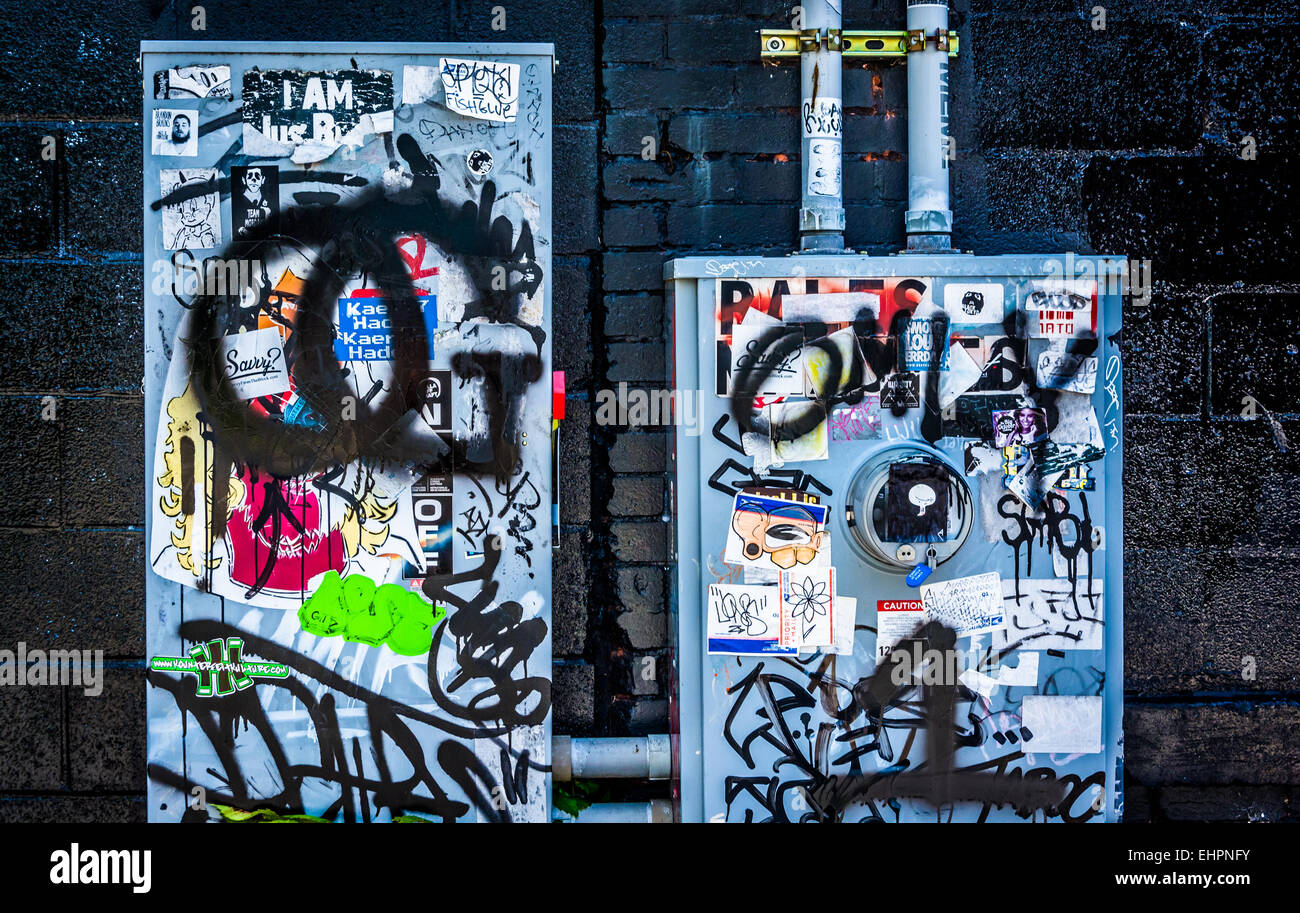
[0,0,1296,821]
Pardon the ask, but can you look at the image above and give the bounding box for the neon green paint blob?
[297,570,347,637]
[298,572,445,657]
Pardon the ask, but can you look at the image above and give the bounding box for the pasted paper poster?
[439,58,520,122]
[920,571,1005,637]
[707,584,790,656]
[242,69,394,163]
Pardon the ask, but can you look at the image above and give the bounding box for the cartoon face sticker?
[730,497,825,569]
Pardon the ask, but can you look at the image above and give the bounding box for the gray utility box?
[666,253,1125,823]
[143,42,555,823]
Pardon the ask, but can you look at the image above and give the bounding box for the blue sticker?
[905,563,933,587]
[334,294,436,362]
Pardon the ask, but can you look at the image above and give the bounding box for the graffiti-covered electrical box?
[143,42,555,822]
[666,254,1125,823]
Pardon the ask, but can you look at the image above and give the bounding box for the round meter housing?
[841,444,974,573]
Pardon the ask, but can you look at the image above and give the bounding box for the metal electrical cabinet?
[142,42,555,822]
[667,254,1125,823]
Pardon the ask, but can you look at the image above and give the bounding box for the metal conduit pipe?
[798,0,846,250]
[904,0,954,251]
[551,735,672,781]
[552,800,675,824]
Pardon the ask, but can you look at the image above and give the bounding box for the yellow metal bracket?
[761,29,959,59]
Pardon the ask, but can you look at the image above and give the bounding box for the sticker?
[801,97,842,139]
[829,397,882,441]
[943,283,1004,325]
[724,492,830,571]
[404,472,453,581]
[920,571,1004,637]
[467,148,494,177]
[439,57,520,122]
[959,652,1039,698]
[707,584,788,655]
[1021,695,1102,755]
[1025,280,1096,338]
[997,579,1104,651]
[902,313,949,371]
[151,108,198,157]
[242,69,394,163]
[769,402,829,463]
[334,291,436,362]
[953,335,1027,395]
[1037,344,1098,393]
[160,169,221,250]
[876,599,924,659]
[219,327,289,400]
[1031,440,1105,476]
[401,65,444,106]
[1006,459,1064,512]
[829,596,858,656]
[230,165,279,240]
[154,65,231,100]
[807,139,841,197]
[880,371,920,409]
[886,462,950,543]
[779,567,835,649]
[731,323,805,395]
[993,407,1046,447]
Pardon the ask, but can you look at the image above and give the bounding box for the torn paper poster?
[1006,458,1065,512]
[829,596,858,656]
[1021,694,1103,755]
[160,169,221,250]
[942,283,1004,325]
[1025,279,1096,338]
[400,65,443,106]
[779,567,835,649]
[1052,397,1106,447]
[998,579,1104,651]
[731,323,805,395]
[804,327,868,398]
[439,57,520,122]
[707,584,790,655]
[242,69,394,163]
[725,491,830,571]
[742,565,779,586]
[876,599,924,659]
[959,651,1039,699]
[807,138,841,197]
[154,65,232,100]
[951,335,1027,396]
[1037,343,1098,393]
[921,571,1004,637]
[829,397,881,441]
[151,108,198,157]
[741,431,782,476]
[219,327,289,400]
[963,442,1003,476]
[770,402,829,462]
[801,97,842,139]
[230,165,279,240]
[1031,440,1105,477]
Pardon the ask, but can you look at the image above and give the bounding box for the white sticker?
[438,57,520,122]
[219,327,290,400]
[779,567,836,648]
[801,97,842,139]
[1022,694,1103,755]
[959,651,1039,698]
[806,139,841,197]
[731,323,805,395]
[920,571,1005,637]
[997,579,1104,651]
[707,584,790,655]
[160,169,221,250]
[943,283,1004,325]
[152,108,199,157]
[829,596,858,655]
[1037,344,1098,393]
[876,599,925,659]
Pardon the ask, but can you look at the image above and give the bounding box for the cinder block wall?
[0,0,1295,822]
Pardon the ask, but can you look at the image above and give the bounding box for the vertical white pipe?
[905,0,953,250]
[799,0,846,250]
